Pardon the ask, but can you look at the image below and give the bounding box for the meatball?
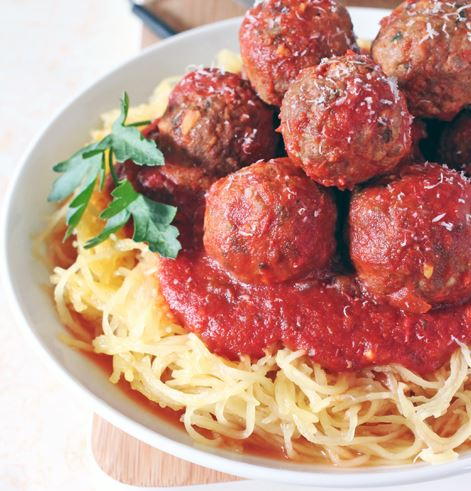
[439,111,471,174]
[239,0,357,106]
[119,119,216,215]
[118,161,214,211]
[349,163,471,313]
[372,0,471,121]
[280,52,413,190]
[156,68,277,177]
[204,158,337,284]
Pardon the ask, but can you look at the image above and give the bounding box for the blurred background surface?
[0,2,139,489]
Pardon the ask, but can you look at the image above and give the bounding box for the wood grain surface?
[92,415,239,487]
[94,0,399,487]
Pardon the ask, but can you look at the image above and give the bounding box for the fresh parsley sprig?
[85,180,180,257]
[48,93,181,258]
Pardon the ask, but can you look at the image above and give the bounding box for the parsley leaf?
[48,140,108,202]
[85,180,181,258]
[65,175,99,239]
[391,32,403,42]
[111,93,164,166]
[48,92,162,204]
[84,209,131,249]
[47,93,182,257]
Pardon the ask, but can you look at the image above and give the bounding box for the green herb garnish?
[85,180,180,257]
[109,93,163,167]
[48,93,181,258]
[391,32,403,42]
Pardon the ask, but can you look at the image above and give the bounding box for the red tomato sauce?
[159,249,471,374]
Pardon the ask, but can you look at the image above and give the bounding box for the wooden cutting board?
[91,416,240,486]
[92,0,399,486]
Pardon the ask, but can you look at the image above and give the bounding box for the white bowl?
[2,8,471,488]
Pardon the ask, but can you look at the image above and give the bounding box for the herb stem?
[99,152,106,190]
[108,150,119,186]
[126,120,152,127]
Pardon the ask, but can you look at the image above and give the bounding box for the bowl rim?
[2,11,471,488]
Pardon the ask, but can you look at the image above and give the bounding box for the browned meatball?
[204,158,337,284]
[280,52,413,189]
[372,0,471,121]
[239,0,357,106]
[157,68,277,177]
[349,163,471,313]
[439,110,471,174]
[118,161,214,209]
